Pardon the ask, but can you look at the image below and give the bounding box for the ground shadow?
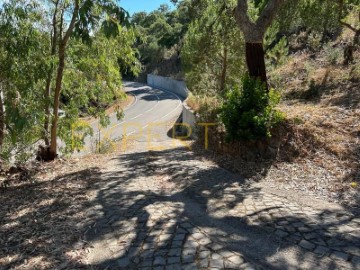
[1,147,359,269]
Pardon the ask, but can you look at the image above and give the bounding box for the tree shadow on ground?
[83,148,358,269]
[1,147,359,269]
[0,167,102,269]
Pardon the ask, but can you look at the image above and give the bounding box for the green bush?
[221,75,284,141]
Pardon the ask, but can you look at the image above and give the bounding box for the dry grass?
[0,155,108,269]
[193,45,360,207]
[268,48,360,206]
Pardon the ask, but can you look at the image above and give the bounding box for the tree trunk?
[43,7,58,147]
[45,0,79,161]
[343,44,355,65]
[43,74,52,146]
[0,87,5,151]
[235,0,287,87]
[245,42,268,86]
[219,46,228,93]
[48,45,66,160]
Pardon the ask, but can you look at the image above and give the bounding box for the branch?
[338,0,360,34]
[256,0,286,32]
[62,0,80,45]
[235,0,256,32]
[340,20,358,33]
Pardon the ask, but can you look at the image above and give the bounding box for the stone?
[313,245,330,256]
[343,246,360,256]
[171,241,183,248]
[140,259,153,267]
[330,251,349,261]
[299,240,315,250]
[303,233,318,240]
[159,234,172,241]
[227,255,244,266]
[198,238,212,246]
[182,254,196,263]
[169,248,182,257]
[199,250,211,259]
[275,229,289,238]
[167,256,181,264]
[224,260,240,269]
[292,222,305,228]
[298,226,311,233]
[174,233,186,241]
[192,232,205,240]
[210,259,224,268]
[199,258,209,268]
[240,262,256,270]
[209,243,223,251]
[154,256,166,266]
[166,265,182,270]
[351,256,360,267]
[118,257,130,267]
[182,263,198,270]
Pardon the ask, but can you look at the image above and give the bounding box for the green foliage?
[59,119,93,155]
[265,23,289,67]
[221,75,284,141]
[323,44,342,65]
[132,3,190,66]
[97,137,116,154]
[59,26,139,153]
[182,0,245,97]
[0,0,139,160]
[0,0,48,161]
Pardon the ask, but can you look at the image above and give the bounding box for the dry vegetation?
[0,156,107,269]
[191,33,360,208]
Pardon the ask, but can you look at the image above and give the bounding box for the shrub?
[221,75,284,141]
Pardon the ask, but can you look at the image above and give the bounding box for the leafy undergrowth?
[0,156,106,269]
[192,48,360,208]
[80,93,135,122]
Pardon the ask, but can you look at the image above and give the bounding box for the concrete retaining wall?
[182,103,197,138]
[147,74,189,100]
[147,74,196,138]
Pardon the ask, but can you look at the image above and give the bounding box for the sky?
[120,0,175,15]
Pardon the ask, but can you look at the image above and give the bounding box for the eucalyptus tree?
[41,0,130,160]
[0,0,48,160]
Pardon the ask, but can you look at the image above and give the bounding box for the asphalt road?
[78,81,184,155]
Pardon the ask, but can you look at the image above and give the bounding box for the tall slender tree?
[42,0,129,160]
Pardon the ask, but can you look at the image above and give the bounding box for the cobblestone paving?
[82,145,359,269]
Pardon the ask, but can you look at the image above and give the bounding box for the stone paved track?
[81,142,359,269]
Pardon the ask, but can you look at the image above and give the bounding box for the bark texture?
[234,0,288,84]
[43,0,59,146]
[47,0,80,161]
[245,42,267,83]
[0,88,5,151]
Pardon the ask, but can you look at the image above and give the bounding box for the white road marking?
[83,82,183,155]
[131,113,143,120]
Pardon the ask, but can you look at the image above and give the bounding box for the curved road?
[79,81,184,155]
